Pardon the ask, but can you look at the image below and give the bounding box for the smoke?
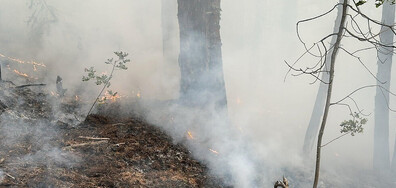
[0,170,3,183]
[0,0,396,187]
[0,92,81,181]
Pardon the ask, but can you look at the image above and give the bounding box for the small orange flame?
[209,149,219,155]
[13,69,29,78]
[0,52,46,68]
[187,131,194,139]
[136,91,141,98]
[13,69,38,80]
[101,91,121,102]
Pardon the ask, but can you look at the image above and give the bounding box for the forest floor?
[0,82,228,187]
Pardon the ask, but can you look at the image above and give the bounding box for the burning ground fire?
[100,91,122,103]
[0,53,46,68]
[0,52,46,80]
[13,69,37,80]
[186,131,220,155]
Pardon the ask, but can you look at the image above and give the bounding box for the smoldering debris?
[0,82,81,186]
[0,74,226,187]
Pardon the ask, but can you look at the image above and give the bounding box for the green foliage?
[82,52,130,89]
[355,0,367,6]
[356,0,396,7]
[340,112,367,136]
[82,51,130,116]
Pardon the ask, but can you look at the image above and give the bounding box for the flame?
[0,52,45,79]
[13,70,29,78]
[75,95,80,101]
[101,91,121,102]
[187,131,194,139]
[0,53,46,68]
[209,149,219,155]
[136,91,141,98]
[13,69,38,80]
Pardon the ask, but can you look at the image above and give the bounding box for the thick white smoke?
[0,0,395,187]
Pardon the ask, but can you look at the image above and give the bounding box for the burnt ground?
[0,83,228,187]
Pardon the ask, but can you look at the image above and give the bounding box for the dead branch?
[331,84,396,105]
[5,173,15,180]
[274,176,289,188]
[62,140,108,150]
[14,84,46,88]
[321,132,350,148]
[78,136,110,140]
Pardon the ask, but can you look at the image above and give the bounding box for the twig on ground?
[5,173,15,180]
[78,136,110,140]
[14,84,46,88]
[63,140,108,150]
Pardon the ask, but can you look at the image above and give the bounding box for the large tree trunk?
[303,0,343,155]
[375,1,395,172]
[177,0,227,110]
[161,0,179,65]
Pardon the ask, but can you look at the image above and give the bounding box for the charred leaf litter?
[0,81,229,187]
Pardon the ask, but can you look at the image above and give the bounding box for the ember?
[187,131,194,139]
[209,149,219,155]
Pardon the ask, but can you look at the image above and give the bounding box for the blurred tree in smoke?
[287,0,396,186]
[177,0,227,111]
[161,0,178,65]
[26,0,57,55]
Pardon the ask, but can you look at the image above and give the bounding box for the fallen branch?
[15,84,46,88]
[5,173,15,180]
[78,136,110,140]
[63,140,108,150]
[114,143,125,146]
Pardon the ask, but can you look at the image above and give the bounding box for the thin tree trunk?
[161,0,179,64]
[177,0,227,110]
[313,1,348,187]
[375,1,396,173]
[392,139,396,173]
[303,0,343,155]
[393,136,396,173]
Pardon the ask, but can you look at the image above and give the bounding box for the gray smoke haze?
[0,0,395,187]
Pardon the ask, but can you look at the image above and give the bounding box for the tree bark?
[177,0,227,110]
[303,0,343,155]
[313,1,348,187]
[375,1,396,173]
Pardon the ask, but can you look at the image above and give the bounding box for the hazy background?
[0,0,395,187]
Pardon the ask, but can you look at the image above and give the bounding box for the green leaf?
[355,0,367,6]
